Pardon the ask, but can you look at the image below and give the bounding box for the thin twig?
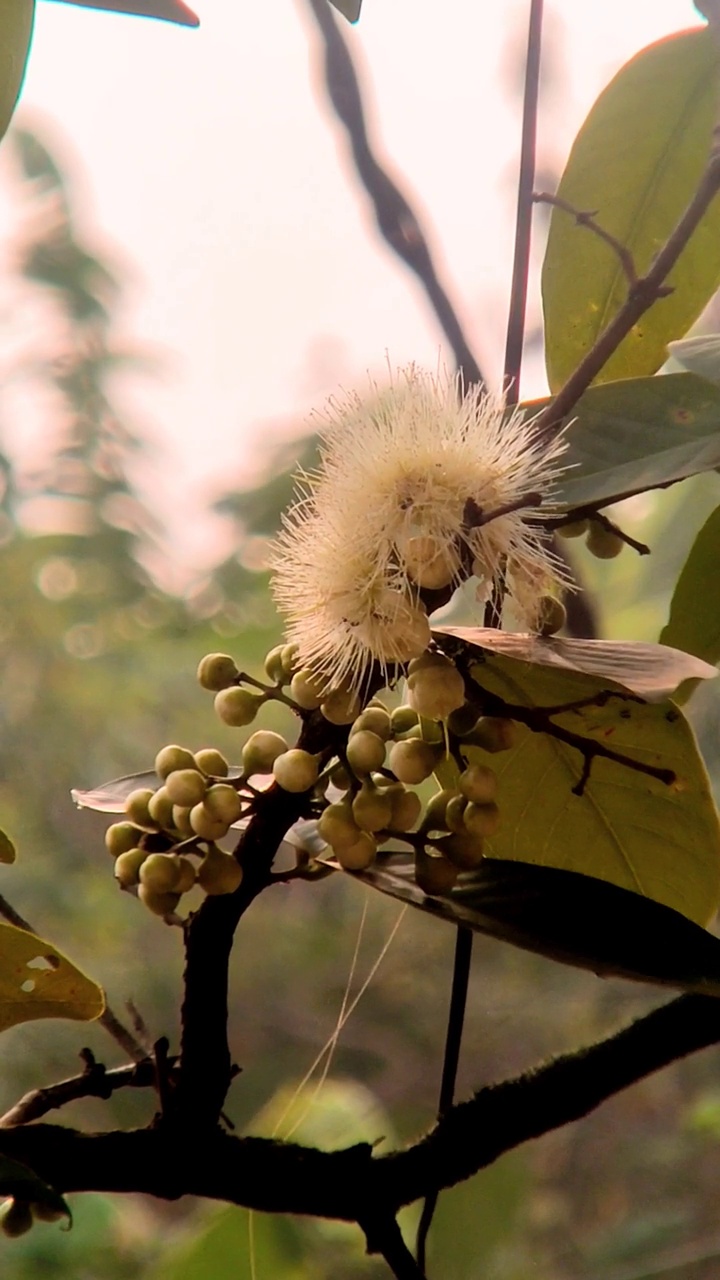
[504,0,544,404]
[0,1054,158,1128]
[362,1212,429,1280]
[534,191,640,287]
[0,893,146,1064]
[533,144,720,439]
[304,0,485,389]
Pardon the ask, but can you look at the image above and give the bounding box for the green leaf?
[327,0,361,21]
[47,0,199,24]
[0,830,16,864]
[348,855,720,996]
[0,1154,71,1224]
[0,1,34,145]
[660,503,720,703]
[525,373,720,510]
[438,644,720,926]
[0,924,104,1032]
[434,625,717,701]
[149,1205,306,1280]
[542,28,720,390]
[667,334,720,384]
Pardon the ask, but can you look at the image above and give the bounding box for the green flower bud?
[197,652,240,691]
[164,768,207,808]
[174,856,197,894]
[414,848,458,896]
[172,806,195,837]
[466,717,518,754]
[139,853,184,894]
[242,730,289,775]
[154,744,196,780]
[350,707,392,741]
[346,730,387,776]
[352,781,393,833]
[390,705,419,737]
[388,739,439,785]
[557,518,589,539]
[272,749,320,793]
[445,793,468,833]
[463,801,500,838]
[124,788,155,828]
[138,885,181,917]
[446,704,479,738]
[336,831,377,872]
[422,789,457,833]
[214,687,265,727]
[189,804,230,842]
[197,846,243,895]
[401,534,460,590]
[459,763,497,804]
[193,748,230,778]
[586,520,624,560]
[536,594,567,637]
[263,643,287,684]
[388,787,422,832]
[329,763,352,791]
[114,848,147,888]
[105,821,143,858]
[318,801,362,850]
[407,652,466,721]
[289,668,328,710]
[147,786,176,831]
[320,687,362,725]
[433,832,485,869]
[203,783,243,825]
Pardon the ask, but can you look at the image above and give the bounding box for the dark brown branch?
[0,894,146,1065]
[533,144,720,439]
[0,1053,159,1128]
[361,1212,428,1280]
[591,511,651,556]
[2,994,720,1220]
[304,0,485,389]
[534,191,640,287]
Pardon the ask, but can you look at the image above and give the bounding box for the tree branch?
[533,192,640,287]
[0,1052,159,1128]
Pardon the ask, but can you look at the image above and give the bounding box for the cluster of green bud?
[412,763,502,890]
[559,516,624,560]
[0,1198,65,1238]
[104,742,248,918]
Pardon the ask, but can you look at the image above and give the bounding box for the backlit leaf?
[542,28,720,390]
[526,373,720,510]
[348,854,720,995]
[434,626,717,701]
[0,1,34,145]
[0,924,104,1032]
[660,502,720,702]
[0,1154,71,1224]
[436,644,720,926]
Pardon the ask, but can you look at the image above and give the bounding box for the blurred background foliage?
[2,11,720,1280]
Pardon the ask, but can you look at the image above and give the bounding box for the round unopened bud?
[139,853,183,894]
[320,687,362,725]
[203,783,243,825]
[105,821,142,858]
[172,805,194,837]
[536,595,567,637]
[165,769,207,808]
[586,520,624,560]
[124,788,155,828]
[463,801,500,838]
[318,801,362,850]
[388,740,439,785]
[414,848,459,896]
[346,730,386,776]
[147,786,175,830]
[355,595,431,664]
[189,804,230,842]
[401,535,461,590]
[433,832,485,870]
[447,704,479,738]
[197,652,240,692]
[407,653,466,721]
[336,831,377,872]
[468,717,518,754]
[263,644,287,685]
[138,885,181,917]
[1,1199,33,1237]
[154,744,196,780]
[242,731,289,776]
[289,669,328,711]
[197,847,243,895]
[459,764,497,805]
[445,793,468,834]
[329,763,352,791]
[272,749,319,793]
[423,789,457,833]
[388,787,422,832]
[350,707,392,741]
[390,705,419,737]
[114,848,147,888]
[214,687,265,727]
[194,748,230,778]
[557,518,589,539]
[174,856,197,894]
[352,782,393,833]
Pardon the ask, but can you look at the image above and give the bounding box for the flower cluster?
[271,365,567,691]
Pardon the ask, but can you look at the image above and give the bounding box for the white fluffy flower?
[271,365,568,691]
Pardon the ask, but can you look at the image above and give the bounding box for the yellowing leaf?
[438,651,720,926]
[0,924,104,1032]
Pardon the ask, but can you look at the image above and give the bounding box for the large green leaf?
[0,923,104,1032]
[149,1205,306,1280]
[0,0,34,145]
[525,373,720,510]
[47,0,199,24]
[660,503,720,702]
[348,855,720,995]
[436,645,720,926]
[542,28,720,390]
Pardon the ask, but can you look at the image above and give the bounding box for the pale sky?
[0,0,705,576]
